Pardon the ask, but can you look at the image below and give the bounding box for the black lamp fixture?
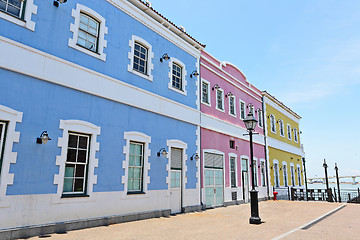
[36,131,51,144]
[225,92,233,98]
[157,148,167,157]
[190,153,199,161]
[243,107,261,224]
[160,53,170,62]
[190,70,199,78]
[53,0,67,7]
[212,84,220,91]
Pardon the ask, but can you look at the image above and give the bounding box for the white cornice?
[201,113,265,146]
[0,36,200,126]
[263,96,300,123]
[107,0,202,58]
[267,137,302,156]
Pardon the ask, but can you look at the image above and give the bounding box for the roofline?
[128,0,206,50]
[262,91,302,119]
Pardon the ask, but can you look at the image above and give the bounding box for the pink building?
[200,51,268,207]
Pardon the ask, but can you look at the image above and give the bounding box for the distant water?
[307,182,359,191]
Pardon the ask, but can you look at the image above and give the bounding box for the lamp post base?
[249,189,262,224]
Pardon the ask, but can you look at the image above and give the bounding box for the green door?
[204,152,224,207]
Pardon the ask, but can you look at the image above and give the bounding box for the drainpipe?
[262,95,270,200]
[198,57,204,209]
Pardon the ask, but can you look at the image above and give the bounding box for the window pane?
[134,167,141,178]
[75,164,85,177]
[64,165,75,178]
[0,2,6,11]
[63,178,73,192]
[68,134,78,148]
[78,136,88,149]
[128,167,134,178]
[77,150,87,163]
[133,179,141,191]
[66,149,77,162]
[78,14,99,52]
[74,179,84,192]
[129,155,135,166]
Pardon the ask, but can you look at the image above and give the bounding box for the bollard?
[273,191,278,201]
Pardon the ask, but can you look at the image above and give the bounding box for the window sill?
[168,85,187,96]
[61,194,90,198]
[215,107,225,113]
[127,67,153,81]
[201,101,211,107]
[127,191,146,195]
[68,40,106,61]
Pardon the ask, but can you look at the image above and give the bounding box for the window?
[279,120,284,137]
[172,63,183,90]
[240,100,246,119]
[229,96,236,116]
[252,160,258,187]
[283,164,288,187]
[229,140,235,149]
[202,80,210,105]
[0,0,37,31]
[128,141,144,192]
[261,161,266,187]
[297,165,302,186]
[270,114,276,133]
[68,4,108,61]
[290,165,295,187]
[287,124,292,140]
[249,104,255,116]
[258,109,263,128]
[127,35,154,81]
[0,0,24,18]
[0,121,7,175]
[230,157,236,188]
[63,133,90,195]
[77,13,99,52]
[216,88,224,111]
[274,162,279,187]
[294,128,298,142]
[168,58,187,95]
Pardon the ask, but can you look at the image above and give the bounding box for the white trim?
[122,131,151,196]
[287,124,292,140]
[68,4,108,61]
[0,36,201,126]
[220,61,247,81]
[215,88,225,112]
[107,0,202,57]
[0,105,22,207]
[267,137,303,156]
[263,96,300,123]
[53,120,100,204]
[168,57,187,95]
[200,78,211,107]
[270,114,276,133]
[166,139,188,188]
[228,95,236,117]
[0,0,37,31]
[127,35,154,81]
[279,119,285,137]
[228,153,238,188]
[239,99,246,120]
[201,113,265,146]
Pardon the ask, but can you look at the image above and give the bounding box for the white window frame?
[260,159,266,187]
[0,105,22,206]
[53,120,100,204]
[168,57,187,96]
[273,159,280,188]
[68,4,108,61]
[294,128,298,143]
[282,161,288,187]
[215,88,225,112]
[252,158,258,187]
[228,153,238,188]
[122,131,151,195]
[228,95,236,117]
[257,109,263,128]
[0,0,37,31]
[297,164,302,186]
[279,119,285,137]
[239,100,246,120]
[201,78,211,107]
[127,35,154,81]
[287,124,292,140]
[290,163,295,187]
[166,140,188,190]
[270,114,276,133]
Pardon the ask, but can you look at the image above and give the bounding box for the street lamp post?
[335,163,341,203]
[243,107,261,225]
[302,158,308,201]
[323,159,329,190]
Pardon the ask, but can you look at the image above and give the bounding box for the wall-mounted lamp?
[212,84,220,91]
[53,0,67,7]
[160,53,170,62]
[36,131,51,144]
[190,70,199,78]
[300,131,303,134]
[157,148,167,157]
[190,153,199,161]
[290,157,294,160]
[225,92,233,98]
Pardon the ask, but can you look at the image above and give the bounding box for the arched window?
[279,119,284,137]
[270,114,276,133]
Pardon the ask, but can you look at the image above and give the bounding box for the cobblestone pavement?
[29,201,350,240]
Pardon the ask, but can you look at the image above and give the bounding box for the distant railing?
[289,187,360,203]
[333,187,360,203]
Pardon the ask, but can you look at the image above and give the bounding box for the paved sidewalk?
[29,201,349,240]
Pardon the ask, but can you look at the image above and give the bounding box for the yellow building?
[262,92,305,191]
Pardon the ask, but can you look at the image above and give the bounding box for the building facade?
[0,0,204,236]
[200,51,269,208]
[262,91,304,196]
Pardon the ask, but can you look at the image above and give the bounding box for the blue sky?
[148,0,360,178]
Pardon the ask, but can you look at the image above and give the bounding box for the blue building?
[0,0,204,237]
